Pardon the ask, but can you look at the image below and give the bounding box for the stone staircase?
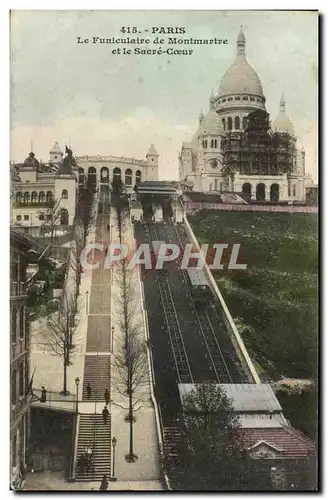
[75,414,112,481]
[82,355,111,402]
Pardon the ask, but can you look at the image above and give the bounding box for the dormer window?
[235,96,241,101]
[228,97,233,101]
[242,96,248,101]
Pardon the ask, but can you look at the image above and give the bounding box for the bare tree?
[38,197,63,244]
[112,262,149,462]
[42,287,80,395]
[68,218,85,308]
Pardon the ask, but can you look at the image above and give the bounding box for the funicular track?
[147,223,194,384]
[161,222,233,383]
[172,223,249,383]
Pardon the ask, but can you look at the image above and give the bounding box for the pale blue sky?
[10,10,318,180]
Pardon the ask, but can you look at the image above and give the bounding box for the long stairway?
[75,415,112,481]
[74,201,113,482]
[82,355,111,402]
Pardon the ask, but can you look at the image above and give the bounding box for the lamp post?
[85,291,89,315]
[75,377,80,414]
[110,437,117,481]
[111,326,115,354]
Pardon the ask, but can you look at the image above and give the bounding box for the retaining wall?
[183,215,260,384]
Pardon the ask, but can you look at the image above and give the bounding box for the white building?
[11,143,159,231]
[179,29,313,202]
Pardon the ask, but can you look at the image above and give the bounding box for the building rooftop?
[241,427,316,458]
[178,383,283,412]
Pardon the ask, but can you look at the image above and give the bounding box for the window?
[292,185,296,197]
[19,363,24,397]
[228,97,233,101]
[222,118,226,131]
[235,117,240,130]
[202,140,208,148]
[235,96,241,101]
[135,170,141,184]
[39,192,45,203]
[243,117,247,130]
[242,96,248,101]
[16,215,22,221]
[24,215,29,221]
[46,191,53,203]
[46,214,51,221]
[222,98,226,103]
[61,189,68,199]
[220,183,224,192]
[228,117,233,131]
[125,169,132,186]
[16,192,22,204]
[39,214,45,221]
[31,192,37,203]
[288,183,291,197]
[54,155,58,159]
[11,308,17,344]
[257,98,262,103]
[23,192,30,204]
[213,139,217,148]
[250,97,255,101]
[19,309,24,339]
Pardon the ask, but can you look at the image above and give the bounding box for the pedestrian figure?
[99,475,108,491]
[40,386,47,403]
[86,383,91,400]
[104,388,110,406]
[102,405,109,425]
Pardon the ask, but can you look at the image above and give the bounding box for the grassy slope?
[189,210,318,379]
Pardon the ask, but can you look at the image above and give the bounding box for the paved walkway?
[23,471,163,491]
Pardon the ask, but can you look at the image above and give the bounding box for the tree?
[68,217,85,309]
[162,383,272,491]
[112,262,149,462]
[43,287,80,394]
[38,197,62,244]
[111,177,129,243]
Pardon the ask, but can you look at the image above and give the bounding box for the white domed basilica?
[179,29,313,202]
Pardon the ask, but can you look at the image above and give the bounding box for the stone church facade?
[179,29,313,202]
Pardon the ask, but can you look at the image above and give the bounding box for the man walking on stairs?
[99,475,108,491]
[102,405,109,425]
[104,388,110,406]
[86,383,91,400]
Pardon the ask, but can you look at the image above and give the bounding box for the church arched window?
[31,191,37,203]
[39,191,45,204]
[16,192,22,204]
[235,117,240,130]
[222,118,226,131]
[23,192,30,204]
[227,117,232,131]
[61,189,68,199]
[242,117,247,130]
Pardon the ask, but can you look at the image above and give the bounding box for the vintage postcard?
[10,10,318,491]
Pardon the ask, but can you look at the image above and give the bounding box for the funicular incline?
[134,220,248,439]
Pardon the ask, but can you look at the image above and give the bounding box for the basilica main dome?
[218,29,264,98]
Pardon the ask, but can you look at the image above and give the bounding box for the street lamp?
[75,377,80,414]
[85,290,89,315]
[111,326,115,354]
[110,437,117,482]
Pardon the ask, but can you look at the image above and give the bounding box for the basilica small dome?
[273,93,295,135]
